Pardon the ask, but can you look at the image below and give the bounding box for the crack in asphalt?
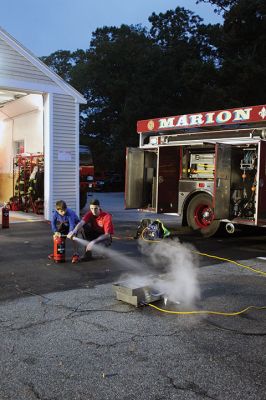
[72,337,132,348]
[0,308,133,332]
[25,381,59,400]
[78,316,183,338]
[26,382,43,399]
[167,376,218,399]
[5,317,66,331]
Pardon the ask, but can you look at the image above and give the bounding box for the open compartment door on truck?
[257,140,266,224]
[213,143,232,219]
[157,146,179,213]
[125,148,145,209]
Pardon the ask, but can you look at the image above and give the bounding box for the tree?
[79,24,166,171]
[148,7,224,111]
[41,1,266,173]
[211,0,266,105]
[41,9,225,171]
[40,50,74,82]
[196,0,236,15]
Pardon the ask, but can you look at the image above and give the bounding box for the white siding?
[0,29,84,219]
[52,93,79,212]
[0,37,54,84]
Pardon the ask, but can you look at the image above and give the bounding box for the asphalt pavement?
[0,193,266,400]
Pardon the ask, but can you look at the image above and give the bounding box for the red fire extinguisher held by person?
[2,203,9,229]
[53,234,66,263]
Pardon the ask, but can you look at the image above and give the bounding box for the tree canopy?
[41,0,266,173]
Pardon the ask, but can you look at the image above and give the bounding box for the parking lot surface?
[0,193,266,400]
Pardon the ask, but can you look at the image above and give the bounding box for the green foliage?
[216,0,266,105]
[40,50,74,81]
[196,0,236,15]
[41,1,266,173]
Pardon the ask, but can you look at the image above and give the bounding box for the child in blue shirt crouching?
[49,200,80,263]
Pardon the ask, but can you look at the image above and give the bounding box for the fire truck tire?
[80,191,87,210]
[186,193,220,237]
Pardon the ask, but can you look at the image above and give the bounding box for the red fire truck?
[79,145,94,209]
[125,104,266,237]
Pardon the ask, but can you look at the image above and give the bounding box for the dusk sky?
[1,0,222,57]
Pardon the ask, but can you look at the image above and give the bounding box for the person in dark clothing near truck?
[48,200,80,263]
[67,198,114,261]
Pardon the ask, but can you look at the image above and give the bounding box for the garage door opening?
[0,90,44,218]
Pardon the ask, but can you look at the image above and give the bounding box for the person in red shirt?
[67,198,114,261]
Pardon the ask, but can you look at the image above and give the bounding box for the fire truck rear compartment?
[125,147,180,213]
[146,147,180,213]
[126,105,266,235]
[126,142,263,229]
[229,145,258,221]
[181,143,259,223]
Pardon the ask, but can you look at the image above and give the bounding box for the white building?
[0,26,86,219]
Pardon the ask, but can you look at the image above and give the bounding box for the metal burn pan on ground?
[112,281,163,307]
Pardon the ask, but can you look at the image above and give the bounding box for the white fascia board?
[0,27,87,104]
[43,93,53,221]
[0,77,66,95]
[75,102,80,216]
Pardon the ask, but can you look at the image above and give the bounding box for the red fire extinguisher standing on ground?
[53,234,66,263]
[2,204,9,229]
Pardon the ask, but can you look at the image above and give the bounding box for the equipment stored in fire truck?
[79,145,94,209]
[125,104,266,237]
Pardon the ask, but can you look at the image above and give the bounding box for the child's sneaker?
[48,253,54,260]
[71,254,80,264]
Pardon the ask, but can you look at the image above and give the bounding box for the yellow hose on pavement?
[148,303,266,316]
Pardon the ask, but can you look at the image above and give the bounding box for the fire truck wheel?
[187,193,220,237]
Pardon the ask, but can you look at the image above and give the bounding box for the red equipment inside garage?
[0,91,44,215]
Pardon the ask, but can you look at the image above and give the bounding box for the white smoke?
[72,235,200,308]
[72,236,150,272]
[138,239,200,307]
